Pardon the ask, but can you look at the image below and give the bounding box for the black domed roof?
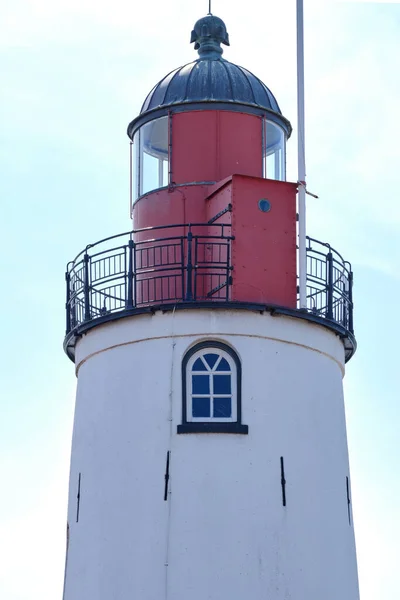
[140,59,282,116]
[128,15,291,138]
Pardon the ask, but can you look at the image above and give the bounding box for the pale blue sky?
[0,1,399,598]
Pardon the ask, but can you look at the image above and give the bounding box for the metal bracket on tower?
[280,457,287,507]
[164,452,170,501]
[208,204,232,225]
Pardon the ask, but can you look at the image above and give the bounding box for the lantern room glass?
[133,116,169,199]
[263,120,286,181]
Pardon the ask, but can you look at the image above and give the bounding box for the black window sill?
[177,423,248,435]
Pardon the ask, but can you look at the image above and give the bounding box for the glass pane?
[213,397,232,418]
[163,159,169,186]
[192,375,210,394]
[266,153,276,179]
[213,375,231,394]
[139,116,168,196]
[204,353,219,369]
[216,357,230,371]
[193,397,211,418]
[192,357,207,371]
[142,151,159,193]
[132,131,140,201]
[263,121,285,182]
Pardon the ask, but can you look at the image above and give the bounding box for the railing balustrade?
[65,225,354,338]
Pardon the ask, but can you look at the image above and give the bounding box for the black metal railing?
[65,225,354,338]
[66,224,233,334]
[305,236,353,334]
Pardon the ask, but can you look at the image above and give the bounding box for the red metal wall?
[206,178,233,225]
[133,185,208,231]
[230,176,297,308]
[171,111,262,184]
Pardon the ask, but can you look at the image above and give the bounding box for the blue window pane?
[192,375,210,394]
[204,353,219,369]
[213,397,232,418]
[192,357,207,371]
[213,375,231,394]
[216,357,230,371]
[193,397,211,418]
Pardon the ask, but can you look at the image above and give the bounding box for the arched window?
[178,342,248,434]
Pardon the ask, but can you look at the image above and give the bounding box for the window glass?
[132,116,169,200]
[192,375,210,394]
[132,130,140,201]
[216,358,230,371]
[213,375,231,394]
[193,397,211,418]
[214,397,231,418]
[193,357,207,371]
[187,348,236,423]
[263,120,286,181]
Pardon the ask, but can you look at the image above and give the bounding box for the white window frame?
[186,348,237,423]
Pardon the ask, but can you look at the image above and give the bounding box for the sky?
[0,0,399,598]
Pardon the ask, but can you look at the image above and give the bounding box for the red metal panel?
[133,185,209,305]
[171,111,263,185]
[231,176,297,308]
[172,112,218,184]
[133,185,208,231]
[218,112,263,180]
[206,178,232,225]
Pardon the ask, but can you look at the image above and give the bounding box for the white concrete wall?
[64,309,359,600]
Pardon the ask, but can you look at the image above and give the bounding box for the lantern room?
[127,15,291,202]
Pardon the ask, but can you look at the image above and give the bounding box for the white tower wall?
[64,309,359,600]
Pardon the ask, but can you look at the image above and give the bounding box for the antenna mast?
[297,0,307,308]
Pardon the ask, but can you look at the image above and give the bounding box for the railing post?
[65,270,71,334]
[180,238,185,301]
[84,253,91,322]
[326,251,334,320]
[226,238,231,301]
[126,239,134,309]
[185,227,193,301]
[348,270,354,334]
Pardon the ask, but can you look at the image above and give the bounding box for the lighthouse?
[63,13,359,600]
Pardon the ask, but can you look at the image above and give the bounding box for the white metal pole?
[129,142,133,220]
[297,0,307,308]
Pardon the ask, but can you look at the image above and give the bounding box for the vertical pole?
[168,112,173,187]
[65,270,71,334]
[326,252,334,321]
[186,227,193,301]
[261,117,265,176]
[138,129,143,197]
[297,0,307,308]
[127,238,134,309]
[348,270,354,334]
[129,142,133,220]
[84,253,91,322]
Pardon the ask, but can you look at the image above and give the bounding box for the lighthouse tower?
[63,14,359,600]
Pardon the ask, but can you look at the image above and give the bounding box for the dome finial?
[190,14,230,59]
[208,0,212,15]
